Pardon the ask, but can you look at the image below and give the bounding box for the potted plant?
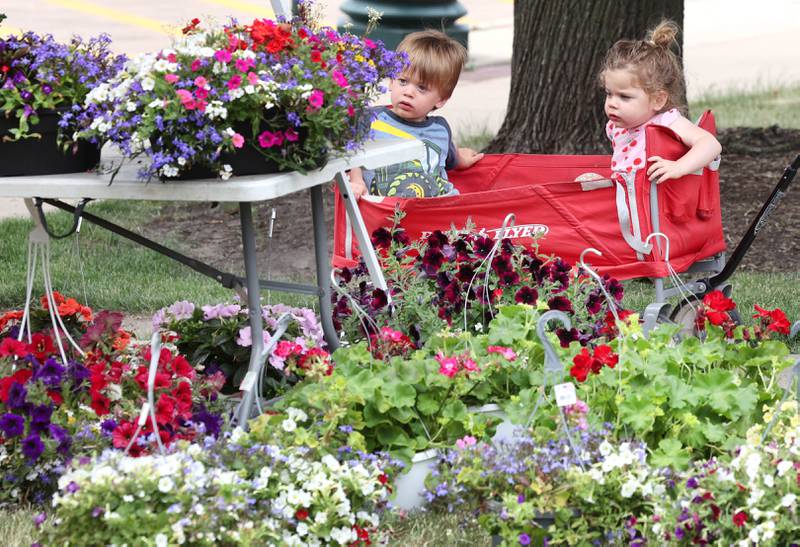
[0,28,125,176]
[152,299,327,398]
[78,13,404,180]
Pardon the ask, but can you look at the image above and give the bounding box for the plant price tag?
[240,371,258,392]
[554,383,577,407]
[137,402,150,426]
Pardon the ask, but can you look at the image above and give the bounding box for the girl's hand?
[456,147,485,169]
[646,156,686,183]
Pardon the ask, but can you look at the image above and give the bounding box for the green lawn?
[691,83,800,128]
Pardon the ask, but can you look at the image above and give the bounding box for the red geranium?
[0,369,33,402]
[0,337,28,358]
[753,304,791,335]
[570,345,619,383]
[732,510,748,527]
[570,348,592,382]
[295,508,309,521]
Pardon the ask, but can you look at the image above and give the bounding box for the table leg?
[235,201,265,429]
[309,185,339,351]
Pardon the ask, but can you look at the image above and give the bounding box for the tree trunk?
[487,0,683,155]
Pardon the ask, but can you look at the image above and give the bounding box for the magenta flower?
[258,130,284,148]
[227,74,242,90]
[190,58,202,71]
[436,353,459,378]
[284,127,299,142]
[235,57,254,72]
[487,345,517,361]
[164,73,179,84]
[214,49,232,63]
[331,70,348,88]
[247,71,259,85]
[175,89,196,110]
[307,89,324,110]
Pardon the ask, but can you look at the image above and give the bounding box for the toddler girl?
[600,20,721,183]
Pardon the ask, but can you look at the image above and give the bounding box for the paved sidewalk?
[2,0,799,219]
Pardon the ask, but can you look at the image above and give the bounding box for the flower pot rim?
[468,403,503,413]
[411,448,439,463]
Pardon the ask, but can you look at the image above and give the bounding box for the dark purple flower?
[473,236,494,257]
[548,296,574,314]
[49,424,72,454]
[0,413,25,438]
[514,286,538,304]
[35,358,65,386]
[605,276,624,302]
[455,263,475,283]
[556,327,580,348]
[426,230,448,249]
[21,434,45,461]
[686,477,699,489]
[68,361,91,384]
[421,247,444,276]
[585,289,604,315]
[371,227,392,249]
[491,254,512,274]
[338,267,353,284]
[6,382,28,410]
[66,481,80,493]
[191,408,222,437]
[499,270,520,286]
[547,258,572,289]
[369,288,388,310]
[101,419,118,435]
[392,229,410,246]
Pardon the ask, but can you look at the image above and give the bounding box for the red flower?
[378,474,388,485]
[47,390,64,405]
[90,393,111,416]
[155,393,177,425]
[0,310,24,332]
[28,333,55,361]
[703,290,735,312]
[0,337,28,358]
[710,503,721,521]
[134,366,172,391]
[753,304,791,335]
[112,420,138,449]
[570,349,592,382]
[593,345,619,369]
[732,511,748,527]
[168,355,196,380]
[295,508,309,521]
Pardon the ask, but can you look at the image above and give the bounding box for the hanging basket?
[0,109,101,176]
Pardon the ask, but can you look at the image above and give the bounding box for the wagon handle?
[644,232,670,263]
[709,154,799,289]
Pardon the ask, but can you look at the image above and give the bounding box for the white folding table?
[0,139,424,425]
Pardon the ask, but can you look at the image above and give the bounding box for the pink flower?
[331,70,348,88]
[194,76,208,89]
[247,71,259,85]
[435,352,460,378]
[235,58,254,72]
[190,59,202,72]
[227,74,242,90]
[347,104,355,117]
[455,435,477,449]
[364,38,377,49]
[461,357,479,372]
[164,73,179,84]
[235,326,272,348]
[214,49,232,63]
[166,53,177,63]
[231,132,244,148]
[175,89,196,110]
[284,127,299,142]
[194,87,209,100]
[257,130,284,148]
[487,345,517,361]
[307,89,324,110]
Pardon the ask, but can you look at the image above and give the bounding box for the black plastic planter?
[0,109,100,176]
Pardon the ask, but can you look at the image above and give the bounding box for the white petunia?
[620,479,638,498]
[141,77,155,91]
[777,460,793,476]
[282,419,297,432]
[782,494,797,507]
[155,534,168,547]
[158,477,175,493]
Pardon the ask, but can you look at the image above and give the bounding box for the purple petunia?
[0,413,25,438]
[6,382,28,410]
[21,433,45,461]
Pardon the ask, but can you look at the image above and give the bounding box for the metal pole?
[235,202,265,429]
[309,186,340,351]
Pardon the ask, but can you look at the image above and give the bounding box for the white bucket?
[393,448,439,510]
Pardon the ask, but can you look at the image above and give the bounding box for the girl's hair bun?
[647,19,679,48]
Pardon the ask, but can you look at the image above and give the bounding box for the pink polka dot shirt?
[606,108,682,180]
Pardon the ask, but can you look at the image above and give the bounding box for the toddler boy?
[349,30,484,198]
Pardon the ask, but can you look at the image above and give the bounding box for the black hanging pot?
[0,108,101,177]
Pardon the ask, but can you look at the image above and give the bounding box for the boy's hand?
[349,178,368,199]
[456,147,485,170]
[647,156,686,183]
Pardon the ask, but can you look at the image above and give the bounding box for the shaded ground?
[145,127,800,283]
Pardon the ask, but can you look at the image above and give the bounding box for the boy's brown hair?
[396,30,468,99]
[599,20,686,113]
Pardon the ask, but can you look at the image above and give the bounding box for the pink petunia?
[307,89,324,110]
[231,132,244,148]
[364,38,377,49]
[214,49,232,63]
[164,73,179,84]
[235,58,254,72]
[284,127,299,142]
[190,59,202,72]
[166,53,177,63]
[194,87,209,100]
[347,104,355,117]
[247,71,259,85]
[175,89,196,110]
[227,74,242,90]
[331,70,348,88]
[257,130,284,148]
[194,76,208,89]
